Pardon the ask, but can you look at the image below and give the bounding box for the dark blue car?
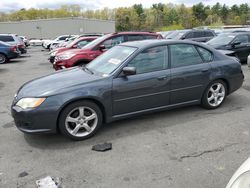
[11,40,244,140]
[0,41,20,64]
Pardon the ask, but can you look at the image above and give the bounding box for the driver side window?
[102,36,125,49]
[127,46,167,74]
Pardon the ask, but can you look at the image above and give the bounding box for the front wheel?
[58,101,103,140]
[201,80,227,109]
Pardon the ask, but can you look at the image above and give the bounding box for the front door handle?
[157,75,168,80]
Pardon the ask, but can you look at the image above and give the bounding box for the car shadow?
[23,93,248,150]
[7,59,25,64]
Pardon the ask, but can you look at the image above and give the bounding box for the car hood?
[17,67,104,98]
[56,48,90,56]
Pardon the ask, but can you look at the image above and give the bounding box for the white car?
[30,39,43,46]
[226,157,250,188]
[42,35,76,50]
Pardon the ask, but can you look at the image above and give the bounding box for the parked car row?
[0,34,29,64]
[160,28,250,63]
[47,31,163,70]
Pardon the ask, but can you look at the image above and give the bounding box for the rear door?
[169,44,212,104]
[112,45,170,116]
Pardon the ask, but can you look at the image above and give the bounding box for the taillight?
[11,46,17,52]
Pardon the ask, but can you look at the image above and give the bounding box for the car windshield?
[81,34,112,50]
[207,34,236,46]
[86,45,137,76]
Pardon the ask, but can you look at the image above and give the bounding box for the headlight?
[230,171,250,188]
[16,98,46,109]
[57,53,76,61]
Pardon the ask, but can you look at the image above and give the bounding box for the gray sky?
[0,0,248,12]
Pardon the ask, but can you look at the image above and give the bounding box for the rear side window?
[193,31,203,38]
[170,44,203,68]
[197,47,213,62]
[0,35,14,42]
[205,31,215,37]
[185,32,193,39]
[59,36,68,40]
[144,35,158,39]
[127,35,144,41]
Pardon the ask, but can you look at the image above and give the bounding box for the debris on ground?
[18,171,29,178]
[36,176,62,188]
[92,142,112,152]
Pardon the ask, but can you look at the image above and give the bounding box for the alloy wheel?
[207,83,225,107]
[65,106,98,137]
[0,54,6,64]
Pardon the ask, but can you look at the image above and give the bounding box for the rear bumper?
[19,48,27,54]
[228,73,244,94]
[7,51,20,59]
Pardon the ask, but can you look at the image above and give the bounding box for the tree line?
[0,3,249,31]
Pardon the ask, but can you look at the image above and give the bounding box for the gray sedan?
[11,40,244,140]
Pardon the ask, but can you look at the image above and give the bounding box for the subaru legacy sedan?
[11,40,244,140]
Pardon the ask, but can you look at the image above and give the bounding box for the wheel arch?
[0,52,8,63]
[74,59,90,66]
[56,97,106,131]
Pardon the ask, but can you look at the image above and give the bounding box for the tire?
[201,80,227,109]
[58,100,103,141]
[0,53,8,64]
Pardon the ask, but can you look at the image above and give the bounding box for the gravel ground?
[0,46,250,188]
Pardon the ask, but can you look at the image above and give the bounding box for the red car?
[49,37,97,63]
[53,32,163,70]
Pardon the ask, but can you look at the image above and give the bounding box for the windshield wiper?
[83,66,94,74]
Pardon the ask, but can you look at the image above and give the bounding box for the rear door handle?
[157,75,168,80]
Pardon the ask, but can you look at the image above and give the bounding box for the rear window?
[0,35,15,42]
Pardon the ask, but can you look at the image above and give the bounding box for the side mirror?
[72,44,77,48]
[122,67,136,76]
[232,41,241,47]
[99,45,106,51]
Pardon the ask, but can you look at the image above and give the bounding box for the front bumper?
[11,105,60,134]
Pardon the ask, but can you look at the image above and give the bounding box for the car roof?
[120,39,211,49]
[111,31,159,35]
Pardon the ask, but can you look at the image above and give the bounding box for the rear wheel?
[0,54,7,64]
[58,101,103,140]
[201,80,227,109]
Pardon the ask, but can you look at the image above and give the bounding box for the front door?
[112,46,170,116]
